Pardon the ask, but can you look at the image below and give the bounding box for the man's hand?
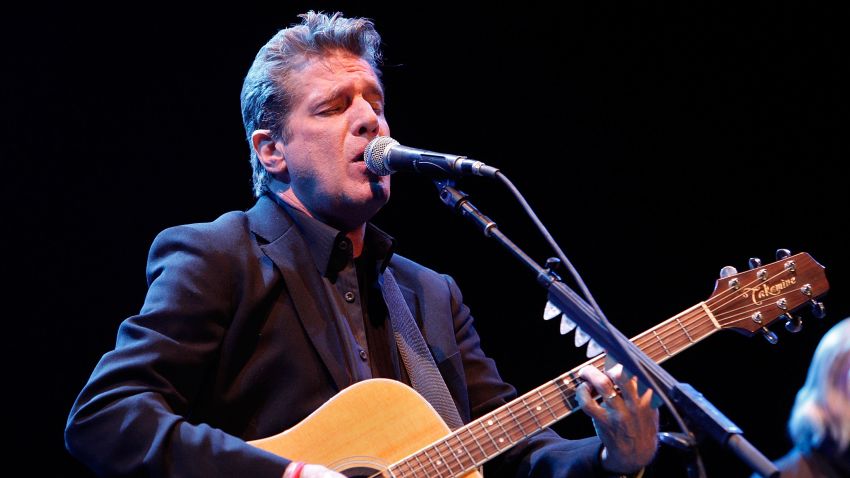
[282,462,345,478]
[576,364,659,475]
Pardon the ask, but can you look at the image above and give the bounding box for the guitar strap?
[380,268,465,430]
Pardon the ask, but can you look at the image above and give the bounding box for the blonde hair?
[788,317,850,453]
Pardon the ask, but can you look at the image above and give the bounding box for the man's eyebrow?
[308,87,342,108]
[364,83,385,100]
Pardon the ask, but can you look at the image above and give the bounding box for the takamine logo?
[742,277,797,304]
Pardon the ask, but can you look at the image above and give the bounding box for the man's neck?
[276,189,367,257]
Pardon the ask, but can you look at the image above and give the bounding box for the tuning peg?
[784,314,803,333]
[810,301,826,319]
[776,248,792,260]
[748,257,762,269]
[719,265,738,278]
[761,327,779,344]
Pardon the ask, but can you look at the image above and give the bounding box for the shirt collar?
[266,192,395,277]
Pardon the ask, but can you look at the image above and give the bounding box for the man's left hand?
[576,363,659,475]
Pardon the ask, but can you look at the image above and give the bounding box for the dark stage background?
[4,2,848,476]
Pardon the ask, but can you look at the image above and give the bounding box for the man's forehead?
[282,52,382,112]
[292,52,382,91]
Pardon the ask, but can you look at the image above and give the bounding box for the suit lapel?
[247,197,351,392]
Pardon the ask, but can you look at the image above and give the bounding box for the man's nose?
[351,97,381,137]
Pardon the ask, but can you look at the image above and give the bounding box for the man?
[65,11,658,478]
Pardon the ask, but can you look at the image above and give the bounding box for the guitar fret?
[399,460,418,478]
[431,442,455,475]
[409,453,427,478]
[479,419,501,451]
[652,330,672,356]
[505,404,529,439]
[454,432,477,469]
[389,461,408,478]
[557,376,580,410]
[442,438,465,472]
[466,425,488,461]
[538,388,559,420]
[420,448,444,478]
[520,396,543,428]
[675,317,694,343]
[492,412,514,445]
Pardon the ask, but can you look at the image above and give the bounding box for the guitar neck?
[389,302,722,477]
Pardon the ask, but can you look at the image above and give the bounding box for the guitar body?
[249,379,481,478]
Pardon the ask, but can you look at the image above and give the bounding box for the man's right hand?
[282,462,346,478]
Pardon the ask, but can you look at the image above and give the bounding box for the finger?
[578,365,618,398]
[575,381,608,423]
[638,383,658,409]
[606,364,639,402]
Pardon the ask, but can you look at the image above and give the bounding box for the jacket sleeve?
[64,224,289,477]
[444,274,611,478]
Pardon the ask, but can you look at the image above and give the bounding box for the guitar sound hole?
[341,466,383,478]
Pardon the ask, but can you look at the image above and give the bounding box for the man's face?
[278,50,391,229]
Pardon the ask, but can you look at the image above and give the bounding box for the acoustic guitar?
[250,252,828,477]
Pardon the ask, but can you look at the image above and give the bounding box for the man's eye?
[319,106,341,115]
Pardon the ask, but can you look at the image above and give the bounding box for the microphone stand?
[433,179,779,478]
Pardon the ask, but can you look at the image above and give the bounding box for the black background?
[4,2,848,476]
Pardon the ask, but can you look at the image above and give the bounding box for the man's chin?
[327,193,389,231]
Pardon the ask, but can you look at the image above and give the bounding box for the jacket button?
[344,291,356,303]
[359,349,368,361]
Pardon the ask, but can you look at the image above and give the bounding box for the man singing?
[66,11,658,478]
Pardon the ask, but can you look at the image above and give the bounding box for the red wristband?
[290,461,305,478]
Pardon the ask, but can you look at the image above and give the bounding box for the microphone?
[363,136,499,178]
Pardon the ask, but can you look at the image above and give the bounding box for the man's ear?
[251,129,287,176]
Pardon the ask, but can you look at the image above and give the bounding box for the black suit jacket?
[65,196,604,477]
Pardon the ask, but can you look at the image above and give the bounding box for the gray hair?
[240,11,383,197]
[788,317,850,453]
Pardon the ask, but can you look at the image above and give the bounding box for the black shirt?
[273,195,409,386]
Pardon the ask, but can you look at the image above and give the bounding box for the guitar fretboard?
[387,302,720,478]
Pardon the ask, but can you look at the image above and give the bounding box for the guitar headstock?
[707,252,829,342]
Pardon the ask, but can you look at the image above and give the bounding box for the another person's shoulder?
[758,448,840,478]
[773,449,811,477]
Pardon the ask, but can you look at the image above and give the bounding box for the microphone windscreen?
[364,136,399,176]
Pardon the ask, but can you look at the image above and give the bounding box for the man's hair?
[787,317,850,453]
[240,11,383,197]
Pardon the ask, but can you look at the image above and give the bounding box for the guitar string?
[702,260,813,321]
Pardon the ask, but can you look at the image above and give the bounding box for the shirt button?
[338,240,349,250]
[359,349,368,361]
[344,291,356,303]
